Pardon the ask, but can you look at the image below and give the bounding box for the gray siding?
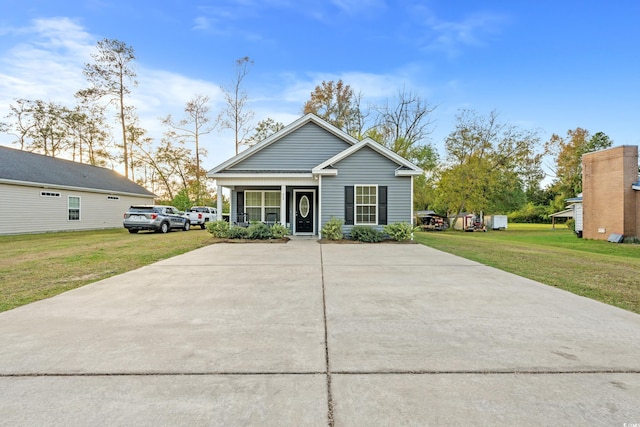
[230,123,350,171]
[0,183,153,235]
[320,146,412,234]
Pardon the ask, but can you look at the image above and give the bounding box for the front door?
[294,191,314,234]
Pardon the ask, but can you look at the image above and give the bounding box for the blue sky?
[1,0,639,177]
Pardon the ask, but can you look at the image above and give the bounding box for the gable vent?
[41,191,61,198]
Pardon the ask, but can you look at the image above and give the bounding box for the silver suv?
[123,205,190,234]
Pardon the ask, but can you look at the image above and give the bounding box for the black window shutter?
[345,186,354,225]
[378,186,387,225]
[236,191,244,221]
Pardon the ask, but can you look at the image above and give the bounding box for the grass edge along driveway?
[0,228,215,313]
[1,224,639,315]
[414,223,640,315]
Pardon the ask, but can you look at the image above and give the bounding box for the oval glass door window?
[299,195,310,218]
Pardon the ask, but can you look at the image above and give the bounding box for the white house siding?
[0,182,153,235]
[229,122,350,171]
[320,146,412,234]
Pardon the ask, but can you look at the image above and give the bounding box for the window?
[68,196,80,221]
[355,185,377,225]
[245,191,281,222]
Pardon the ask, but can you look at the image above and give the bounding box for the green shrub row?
[206,220,289,240]
[321,217,415,242]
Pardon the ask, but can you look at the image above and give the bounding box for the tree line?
[1,38,613,219]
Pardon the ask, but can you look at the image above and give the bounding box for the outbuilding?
[0,146,155,235]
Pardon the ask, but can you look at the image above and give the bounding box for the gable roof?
[208,113,360,175]
[0,145,155,197]
[312,138,424,176]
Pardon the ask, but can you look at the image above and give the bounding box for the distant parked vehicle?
[123,205,190,234]
[184,206,218,229]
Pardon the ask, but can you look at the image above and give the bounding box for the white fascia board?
[314,138,424,174]
[0,178,155,198]
[395,169,423,176]
[207,113,359,175]
[311,168,338,176]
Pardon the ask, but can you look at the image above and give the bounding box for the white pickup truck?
[185,206,218,229]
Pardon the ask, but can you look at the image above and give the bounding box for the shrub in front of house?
[206,220,230,238]
[383,222,416,242]
[227,226,250,239]
[247,222,272,240]
[322,217,344,240]
[270,223,290,239]
[349,225,383,243]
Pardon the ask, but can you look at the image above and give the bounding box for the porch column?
[216,184,223,221]
[280,185,286,225]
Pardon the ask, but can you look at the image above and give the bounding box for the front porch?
[215,183,319,236]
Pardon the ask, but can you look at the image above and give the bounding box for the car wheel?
[128,229,139,234]
[183,222,190,231]
[160,222,169,234]
[201,223,206,229]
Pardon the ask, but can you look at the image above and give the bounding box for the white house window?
[68,196,80,221]
[355,185,377,225]
[107,195,120,200]
[245,191,281,222]
[41,191,61,198]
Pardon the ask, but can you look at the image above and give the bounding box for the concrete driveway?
[1,239,639,426]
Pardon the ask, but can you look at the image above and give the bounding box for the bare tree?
[3,99,35,149]
[375,88,436,148]
[222,57,254,155]
[162,94,218,203]
[77,38,137,178]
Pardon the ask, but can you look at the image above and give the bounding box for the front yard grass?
[414,223,640,314]
[0,228,215,313]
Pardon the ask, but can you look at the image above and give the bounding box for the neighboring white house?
[0,146,155,235]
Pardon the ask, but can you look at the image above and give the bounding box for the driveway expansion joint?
[320,244,335,427]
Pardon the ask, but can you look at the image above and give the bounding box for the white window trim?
[68,195,81,221]
[354,184,378,226]
[245,190,281,222]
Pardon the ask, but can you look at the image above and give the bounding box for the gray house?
[0,145,155,235]
[207,114,423,237]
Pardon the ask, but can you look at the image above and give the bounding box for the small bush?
[270,223,290,239]
[384,222,415,241]
[227,226,249,239]
[206,220,230,238]
[350,225,383,243]
[322,217,344,240]
[566,218,575,230]
[247,222,272,240]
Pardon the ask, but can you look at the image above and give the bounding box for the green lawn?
[414,223,640,314]
[0,228,215,313]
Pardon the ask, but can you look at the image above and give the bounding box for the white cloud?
[0,17,232,167]
[411,6,509,58]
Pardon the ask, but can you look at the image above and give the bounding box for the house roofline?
[207,113,360,176]
[312,138,423,175]
[0,178,156,198]
[209,172,314,179]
